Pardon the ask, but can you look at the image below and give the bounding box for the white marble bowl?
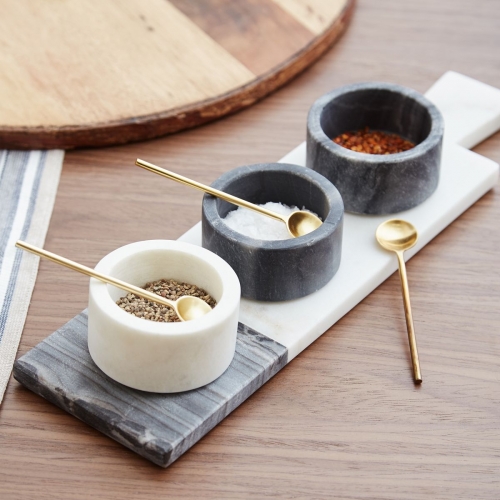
[87,240,240,393]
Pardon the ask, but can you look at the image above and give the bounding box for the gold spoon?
[375,219,422,384]
[136,159,323,238]
[15,241,212,322]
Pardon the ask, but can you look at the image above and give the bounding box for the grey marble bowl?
[201,163,344,302]
[306,82,444,214]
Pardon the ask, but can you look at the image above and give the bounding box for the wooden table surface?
[1,0,499,498]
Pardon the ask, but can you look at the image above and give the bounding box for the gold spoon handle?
[396,250,422,383]
[136,158,286,224]
[15,241,176,311]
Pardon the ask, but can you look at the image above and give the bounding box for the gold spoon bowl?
[376,219,418,252]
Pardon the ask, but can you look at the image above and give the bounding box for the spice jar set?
[20,81,444,393]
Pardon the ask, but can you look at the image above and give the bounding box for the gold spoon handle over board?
[136,158,286,224]
[15,241,176,311]
[396,250,422,383]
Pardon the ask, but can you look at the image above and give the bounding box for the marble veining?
[306,82,444,214]
[13,311,287,468]
[202,163,344,301]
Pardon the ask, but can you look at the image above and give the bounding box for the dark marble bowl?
[202,163,344,302]
[306,82,444,214]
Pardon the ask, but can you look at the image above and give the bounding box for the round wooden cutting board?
[0,0,354,149]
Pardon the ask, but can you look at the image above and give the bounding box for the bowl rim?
[90,240,241,336]
[202,162,344,250]
[307,81,444,164]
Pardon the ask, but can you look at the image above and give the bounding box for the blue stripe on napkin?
[0,152,47,342]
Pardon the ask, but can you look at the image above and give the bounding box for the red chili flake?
[333,127,415,154]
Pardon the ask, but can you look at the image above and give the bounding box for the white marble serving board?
[180,72,500,360]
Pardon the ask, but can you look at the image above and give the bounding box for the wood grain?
[1,0,500,498]
[271,0,348,34]
[169,0,315,75]
[0,0,353,149]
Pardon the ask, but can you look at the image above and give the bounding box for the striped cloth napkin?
[0,150,63,404]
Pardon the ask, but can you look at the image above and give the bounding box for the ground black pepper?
[116,278,216,322]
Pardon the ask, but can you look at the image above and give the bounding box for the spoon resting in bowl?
[135,159,323,238]
[15,241,212,322]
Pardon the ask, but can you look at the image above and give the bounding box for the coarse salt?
[223,202,317,240]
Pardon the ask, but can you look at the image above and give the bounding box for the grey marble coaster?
[13,311,288,467]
